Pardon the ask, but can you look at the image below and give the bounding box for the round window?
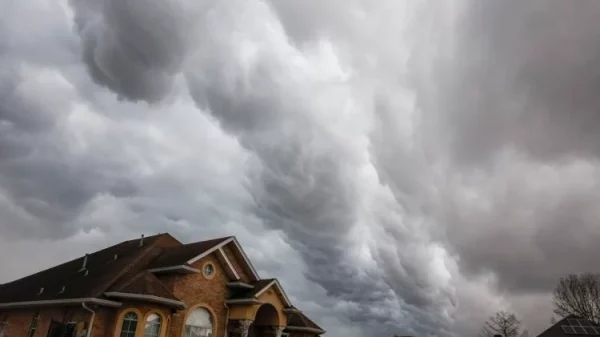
[203,263,214,277]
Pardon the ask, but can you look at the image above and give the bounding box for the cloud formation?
[2,0,600,337]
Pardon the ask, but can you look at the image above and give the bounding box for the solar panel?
[563,325,576,334]
[561,319,600,335]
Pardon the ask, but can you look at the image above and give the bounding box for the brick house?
[0,234,325,337]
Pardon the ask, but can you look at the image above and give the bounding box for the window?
[119,312,139,337]
[203,264,214,277]
[27,312,39,337]
[144,314,161,337]
[184,308,213,337]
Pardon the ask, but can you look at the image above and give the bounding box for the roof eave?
[0,297,122,309]
[225,298,265,305]
[147,265,200,274]
[285,326,326,335]
[104,292,186,309]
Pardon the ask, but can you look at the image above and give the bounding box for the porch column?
[273,326,285,337]
[239,319,253,337]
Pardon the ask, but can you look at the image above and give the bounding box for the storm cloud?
[2,0,600,337]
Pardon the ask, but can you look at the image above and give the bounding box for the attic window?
[202,262,215,279]
[204,264,214,276]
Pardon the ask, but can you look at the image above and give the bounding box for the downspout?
[82,302,95,337]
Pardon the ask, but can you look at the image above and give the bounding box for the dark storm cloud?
[428,0,600,164]
[70,0,207,102]
[68,0,458,336]
[419,0,600,297]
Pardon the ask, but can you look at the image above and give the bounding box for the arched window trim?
[143,312,164,337]
[113,308,143,337]
[120,312,139,337]
[181,305,217,337]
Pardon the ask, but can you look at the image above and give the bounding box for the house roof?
[286,311,326,335]
[0,233,176,304]
[147,236,232,269]
[108,271,179,301]
[537,315,600,337]
[228,278,292,307]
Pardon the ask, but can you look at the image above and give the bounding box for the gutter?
[285,326,326,335]
[104,292,186,309]
[147,265,200,274]
[82,302,95,337]
[0,298,122,309]
[225,298,264,305]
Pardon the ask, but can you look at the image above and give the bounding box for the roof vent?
[113,254,118,261]
[59,286,66,294]
[139,234,145,247]
[79,253,89,271]
[37,287,44,295]
[84,269,89,276]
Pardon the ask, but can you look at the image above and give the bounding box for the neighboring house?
[0,234,325,337]
[536,315,600,337]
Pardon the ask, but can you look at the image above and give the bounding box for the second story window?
[119,312,138,337]
[143,314,161,337]
[27,312,39,337]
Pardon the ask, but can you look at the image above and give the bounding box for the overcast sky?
[2,0,600,336]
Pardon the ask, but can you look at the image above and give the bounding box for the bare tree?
[480,311,528,337]
[553,273,600,323]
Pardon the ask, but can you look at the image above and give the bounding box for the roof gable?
[147,236,260,282]
[229,279,292,307]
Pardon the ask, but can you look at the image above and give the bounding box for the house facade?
[0,234,325,337]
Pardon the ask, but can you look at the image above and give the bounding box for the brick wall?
[170,253,229,337]
[0,305,115,337]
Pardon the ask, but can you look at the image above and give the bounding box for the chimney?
[139,234,145,247]
[80,254,88,271]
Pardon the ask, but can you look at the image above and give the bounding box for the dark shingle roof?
[537,315,600,337]
[147,236,232,269]
[0,233,176,303]
[0,234,233,305]
[286,311,325,333]
[108,271,180,302]
[229,279,276,300]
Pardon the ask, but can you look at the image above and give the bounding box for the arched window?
[120,312,138,337]
[184,308,213,337]
[144,314,161,337]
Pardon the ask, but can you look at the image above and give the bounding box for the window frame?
[119,311,139,337]
[143,313,162,337]
[182,305,217,337]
